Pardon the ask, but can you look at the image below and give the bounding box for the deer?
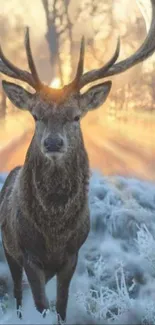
[0,0,155,322]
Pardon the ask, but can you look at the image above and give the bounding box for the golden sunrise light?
[50,78,61,89]
[0,0,155,182]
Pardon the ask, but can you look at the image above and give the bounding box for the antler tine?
[74,36,85,87]
[80,0,155,87]
[102,0,155,78]
[79,37,120,89]
[25,27,42,90]
[0,46,35,88]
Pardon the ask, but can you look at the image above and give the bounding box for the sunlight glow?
[50,78,61,89]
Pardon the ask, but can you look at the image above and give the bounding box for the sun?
[50,78,61,89]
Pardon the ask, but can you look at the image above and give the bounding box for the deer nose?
[44,137,64,152]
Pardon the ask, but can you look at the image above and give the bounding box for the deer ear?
[2,80,34,110]
[80,81,112,112]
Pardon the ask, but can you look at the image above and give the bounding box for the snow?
[1,171,155,323]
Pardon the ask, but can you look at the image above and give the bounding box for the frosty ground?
[1,171,155,324]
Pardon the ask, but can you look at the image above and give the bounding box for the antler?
[25,27,42,90]
[0,0,155,93]
[79,0,155,89]
[0,27,42,91]
[71,36,120,91]
[74,36,85,87]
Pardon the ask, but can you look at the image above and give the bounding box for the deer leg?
[23,259,49,316]
[3,246,23,319]
[56,254,78,323]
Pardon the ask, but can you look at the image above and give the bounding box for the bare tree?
[0,14,24,118]
[42,0,66,85]
[0,87,6,119]
[63,0,76,78]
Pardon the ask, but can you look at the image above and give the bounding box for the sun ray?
[50,78,61,89]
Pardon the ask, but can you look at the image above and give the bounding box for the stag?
[0,0,155,322]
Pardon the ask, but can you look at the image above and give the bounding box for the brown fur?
[0,89,94,322]
[0,73,112,321]
[0,29,112,321]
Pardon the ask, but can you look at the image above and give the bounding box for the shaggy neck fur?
[19,132,89,231]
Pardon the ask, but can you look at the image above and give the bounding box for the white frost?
[1,171,155,324]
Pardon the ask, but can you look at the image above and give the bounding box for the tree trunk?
[0,90,6,119]
[42,0,63,85]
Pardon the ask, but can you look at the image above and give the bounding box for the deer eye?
[73,115,80,122]
[32,114,45,123]
[32,114,38,121]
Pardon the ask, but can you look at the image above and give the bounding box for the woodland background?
[0,0,154,180]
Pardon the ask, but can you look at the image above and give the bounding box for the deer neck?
[19,134,89,229]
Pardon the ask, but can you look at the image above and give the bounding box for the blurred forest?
[0,0,155,181]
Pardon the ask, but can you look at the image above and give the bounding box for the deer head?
[0,0,155,161]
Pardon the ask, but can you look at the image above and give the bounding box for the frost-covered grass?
[1,172,155,324]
